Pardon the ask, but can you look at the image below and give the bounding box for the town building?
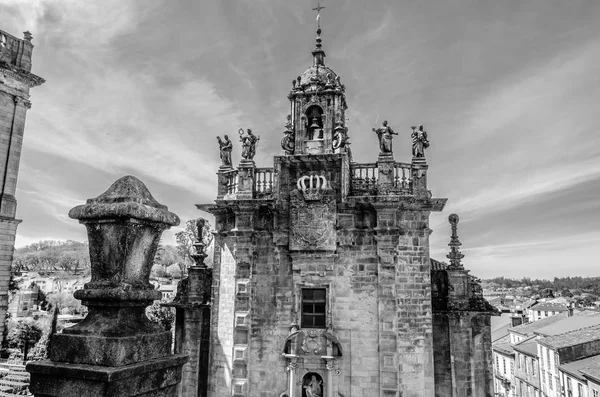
[528,302,570,322]
[171,14,499,397]
[558,354,600,397]
[513,337,540,397]
[538,324,600,397]
[493,342,515,396]
[0,28,44,342]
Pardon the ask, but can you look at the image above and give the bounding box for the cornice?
[0,62,45,87]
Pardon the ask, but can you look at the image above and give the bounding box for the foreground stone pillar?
[27,175,187,397]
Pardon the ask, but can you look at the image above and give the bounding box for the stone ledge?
[27,354,187,397]
[49,331,172,366]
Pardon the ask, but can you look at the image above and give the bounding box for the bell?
[309,117,320,130]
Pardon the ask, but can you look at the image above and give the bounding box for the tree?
[46,292,85,315]
[6,318,43,362]
[146,302,175,331]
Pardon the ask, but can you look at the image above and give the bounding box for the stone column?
[169,219,213,397]
[27,176,187,397]
[323,357,335,397]
[284,355,299,397]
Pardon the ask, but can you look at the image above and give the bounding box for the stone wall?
[204,202,438,397]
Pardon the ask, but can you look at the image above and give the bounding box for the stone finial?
[191,217,208,267]
[66,175,179,339]
[446,213,465,270]
[23,31,33,42]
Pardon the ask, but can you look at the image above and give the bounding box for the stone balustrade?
[217,160,423,200]
[254,167,274,198]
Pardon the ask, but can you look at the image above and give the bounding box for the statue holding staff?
[372,120,397,154]
[239,128,260,160]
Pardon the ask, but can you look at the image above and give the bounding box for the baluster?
[268,171,273,193]
[401,167,407,188]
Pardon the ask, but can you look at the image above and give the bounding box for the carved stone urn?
[27,175,187,397]
[49,175,180,365]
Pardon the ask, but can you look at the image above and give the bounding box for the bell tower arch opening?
[305,105,324,140]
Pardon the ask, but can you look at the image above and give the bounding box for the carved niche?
[290,174,336,251]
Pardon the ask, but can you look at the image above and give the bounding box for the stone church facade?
[174,24,498,397]
[0,28,44,342]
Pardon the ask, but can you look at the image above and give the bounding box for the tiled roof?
[530,302,569,312]
[509,314,567,336]
[513,338,538,357]
[493,342,514,356]
[560,354,600,382]
[539,324,600,349]
[535,315,600,337]
[492,323,512,343]
[430,258,447,271]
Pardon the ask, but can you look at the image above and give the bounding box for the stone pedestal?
[27,176,187,397]
[411,157,429,197]
[237,160,255,199]
[376,155,395,187]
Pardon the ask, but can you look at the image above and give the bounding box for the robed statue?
[411,124,429,157]
[216,135,232,167]
[332,120,348,152]
[281,115,295,155]
[372,120,398,154]
[303,375,323,397]
[239,128,260,160]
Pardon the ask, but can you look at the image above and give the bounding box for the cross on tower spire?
[311,3,326,66]
[313,3,325,28]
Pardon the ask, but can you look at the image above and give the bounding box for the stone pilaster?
[27,176,187,397]
[374,208,399,397]
[0,27,44,346]
[394,208,435,397]
[0,217,20,341]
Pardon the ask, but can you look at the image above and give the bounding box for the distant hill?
[12,240,91,275]
[484,276,600,297]
[12,240,186,278]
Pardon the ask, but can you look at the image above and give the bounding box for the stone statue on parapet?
[281,114,295,155]
[332,119,348,151]
[372,120,397,155]
[239,128,260,160]
[411,124,430,157]
[216,135,232,167]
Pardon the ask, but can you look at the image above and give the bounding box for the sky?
[1,0,599,279]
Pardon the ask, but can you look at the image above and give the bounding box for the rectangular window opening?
[301,288,326,328]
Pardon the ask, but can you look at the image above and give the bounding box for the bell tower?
[287,12,348,156]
